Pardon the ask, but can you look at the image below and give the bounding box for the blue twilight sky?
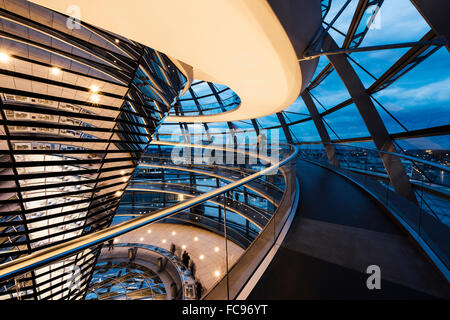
[286,0,450,150]
[164,0,449,151]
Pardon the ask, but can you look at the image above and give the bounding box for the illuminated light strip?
[0,34,128,85]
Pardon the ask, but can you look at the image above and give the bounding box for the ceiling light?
[214,247,219,252]
[50,67,61,75]
[139,237,144,241]
[0,52,10,63]
[122,177,128,182]
[199,255,204,260]
[214,270,220,277]
[90,85,100,93]
[114,190,123,197]
[172,231,176,236]
[147,229,152,234]
[162,239,167,244]
[115,39,120,44]
[114,238,119,243]
[181,245,186,249]
[120,170,126,175]
[194,237,198,241]
[90,94,100,103]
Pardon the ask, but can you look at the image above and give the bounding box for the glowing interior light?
[214,247,220,252]
[90,85,100,93]
[214,270,220,277]
[147,229,152,234]
[122,177,128,182]
[114,190,123,197]
[0,52,10,63]
[139,237,144,241]
[194,237,198,241]
[90,94,100,103]
[181,245,186,249]
[162,239,167,244]
[120,170,126,175]
[115,39,120,44]
[199,255,204,260]
[171,231,176,236]
[114,238,119,243]
[50,67,61,75]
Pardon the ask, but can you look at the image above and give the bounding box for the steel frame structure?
[156,0,448,201]
[0,0,448,300]
[158,0,448,151]
[0,1,185,300]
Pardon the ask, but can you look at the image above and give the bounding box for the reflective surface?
[86,261,166,300]
[0,0,185,300]
[298,143,450,278]
[1,0,449,300]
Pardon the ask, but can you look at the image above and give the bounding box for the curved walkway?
[248,159,449,299]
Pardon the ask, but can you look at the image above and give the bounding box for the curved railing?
[136,160,284,205]
[298,143,450,280]
[203,154,298,299]
[0,141,298,289]
[89,243,196,300]
[121,152,285,230]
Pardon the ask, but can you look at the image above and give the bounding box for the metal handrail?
[125,186,266,229]
[135,163,281,206]
[0,142,297,280]
[321,142,450,172]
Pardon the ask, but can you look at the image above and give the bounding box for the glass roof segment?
[86,261,167,300]
[0,0,449,301]
[159,0,448,150]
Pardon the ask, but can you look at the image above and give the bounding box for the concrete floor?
[114,223,244,292]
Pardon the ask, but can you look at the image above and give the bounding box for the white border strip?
[236,178,300,300]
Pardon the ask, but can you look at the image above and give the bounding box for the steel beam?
[276,112,294,144]
[322,33,417,203]
[410,0,450,51]
[301,91,340,167]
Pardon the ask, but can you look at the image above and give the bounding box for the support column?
[410,0,450,51]
[276,112,294,144]
[301,90,340,167]
[251,119,260,136]
[323,33,417,203]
